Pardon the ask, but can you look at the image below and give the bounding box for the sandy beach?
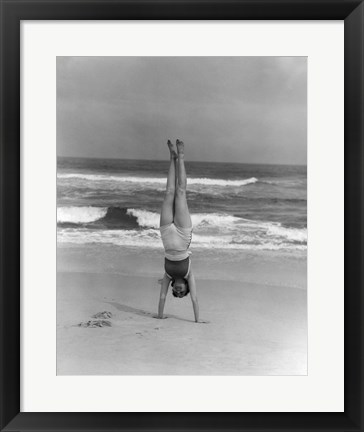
[57,244,307,375]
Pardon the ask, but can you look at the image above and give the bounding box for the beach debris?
[78,320,112,328]
[92,311,112,319]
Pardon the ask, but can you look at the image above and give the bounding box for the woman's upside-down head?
[171,278,190,298]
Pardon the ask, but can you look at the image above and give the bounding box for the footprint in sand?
[92,311,112,319]
[78,311,113,327]
[78,320,111,328]
[136,330,152,336]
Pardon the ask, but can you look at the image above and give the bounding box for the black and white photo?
[57,56,307,375]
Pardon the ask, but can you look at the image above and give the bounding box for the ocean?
[57,157,307,251]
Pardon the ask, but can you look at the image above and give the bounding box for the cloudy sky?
[57,56,306,165]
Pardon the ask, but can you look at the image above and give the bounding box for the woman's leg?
[174,140,192,228]
[160,140,177,227]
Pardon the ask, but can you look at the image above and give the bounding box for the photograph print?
[57,56,307,375]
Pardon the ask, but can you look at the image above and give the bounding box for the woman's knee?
[165,188,175,200]
[176,185,186,196]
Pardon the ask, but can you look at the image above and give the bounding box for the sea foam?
[57,227,306,251]
[57,206,107,223]
[58,173,258,187]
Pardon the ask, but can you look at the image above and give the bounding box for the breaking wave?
[57,206,307,250]
[58,173,258,187]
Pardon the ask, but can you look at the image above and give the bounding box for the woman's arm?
[188,270,200,323]
[188,270,209,323]
[157,273,171,319]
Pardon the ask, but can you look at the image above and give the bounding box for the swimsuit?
[160,222,192,261]
[164,256,191,280]
[160,222,193,279]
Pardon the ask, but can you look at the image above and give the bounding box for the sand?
[57,244,307,375]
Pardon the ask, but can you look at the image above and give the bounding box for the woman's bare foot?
[167,140,177,159]
[176,139,184,156]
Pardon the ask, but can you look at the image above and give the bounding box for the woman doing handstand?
[157,139,205,323]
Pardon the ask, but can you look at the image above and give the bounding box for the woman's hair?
[171,278,190,298]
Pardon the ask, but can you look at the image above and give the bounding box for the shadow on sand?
[105,301,193,323]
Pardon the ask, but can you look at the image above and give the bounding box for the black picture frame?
[0,1,363,431]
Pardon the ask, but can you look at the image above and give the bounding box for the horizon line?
[57,155,307,167]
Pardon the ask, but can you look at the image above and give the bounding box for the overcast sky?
[57,56,306,165]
